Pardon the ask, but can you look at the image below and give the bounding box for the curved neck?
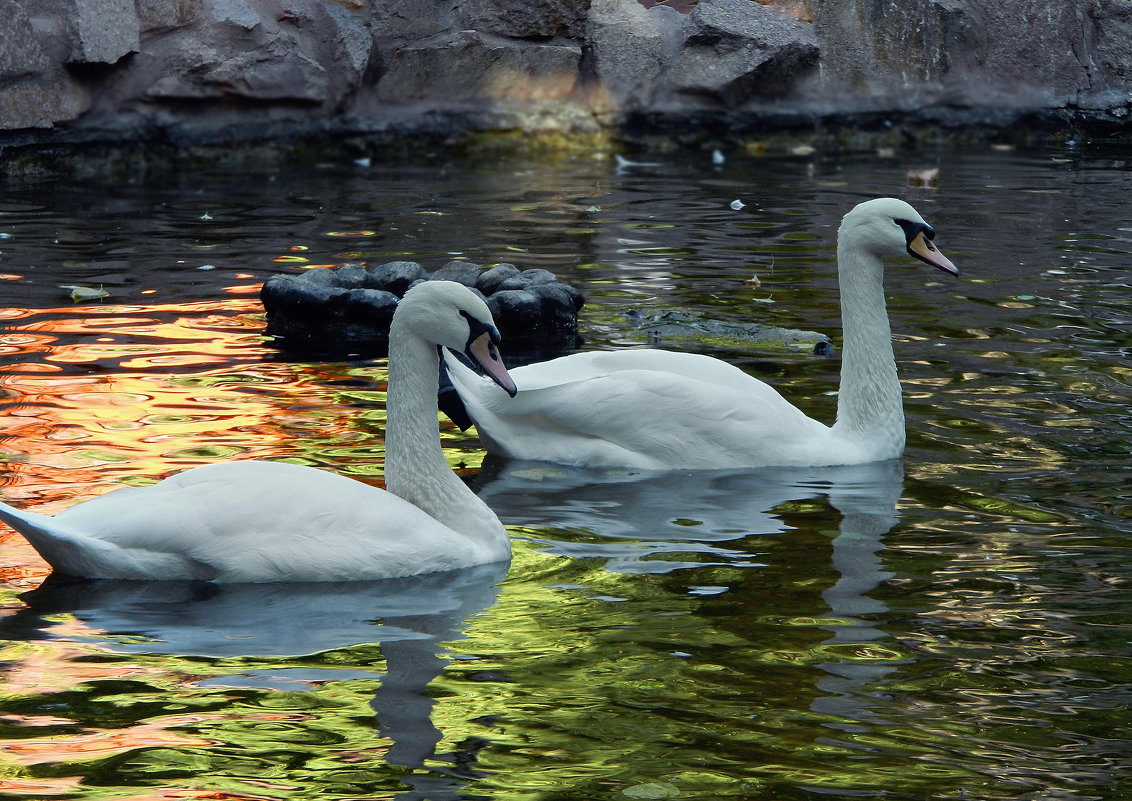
[384,323,507,551]
[831,242,905,452]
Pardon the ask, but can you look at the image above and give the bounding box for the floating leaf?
[62,285,109,302]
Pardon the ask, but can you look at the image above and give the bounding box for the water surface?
[0,141,1129,800]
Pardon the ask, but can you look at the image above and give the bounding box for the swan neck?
[833,242,905,449]
[384,323,506,550]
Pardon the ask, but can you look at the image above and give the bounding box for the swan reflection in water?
[5,561,508,801]
[7,459,904,796]
[475,456,905,726]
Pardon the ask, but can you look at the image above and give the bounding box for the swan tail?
[0,501,218,581]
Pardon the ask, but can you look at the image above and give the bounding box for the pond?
[0,138,1129,801]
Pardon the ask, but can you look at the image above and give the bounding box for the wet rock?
[334,263,370,288]
[475,263,522,295]
[486,289,543,331]
[431,260,483,287]
[522,268,559,286]
[624,309,832,356]
[261,261,584,355]
[368,261,426,295]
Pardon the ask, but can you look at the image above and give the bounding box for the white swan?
[444,197,958,470]
[0,281,518,582]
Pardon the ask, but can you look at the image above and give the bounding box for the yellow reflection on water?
[0,297,464,583]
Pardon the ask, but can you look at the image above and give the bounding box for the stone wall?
[1,0,1130,149]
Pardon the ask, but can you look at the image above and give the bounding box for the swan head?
[397,281,518,396]
[841,198,958,276]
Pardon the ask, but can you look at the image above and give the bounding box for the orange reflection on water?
[0,299,394,579]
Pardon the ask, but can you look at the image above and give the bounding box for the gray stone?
[0,74,89,129]
[72,0,141,64]
[368,0,460,56]
[0,0,51,80]
[583,0,685,111]
[625,309,831,355]
[300,267,339,286]
[322,2,372,78]
[334,263,370,287]
[675,0,818,104]
[432,260,483,287]
[342,287,399,325]
[459,0,590,39]
[475,263,522,295]
[146,31,329,102]
[208,0,262,31]
[487,289,542,329]
[3,0,1132,150]
[530,280,584,311]
[377,30,580,105]
[1091,0,1132,88]
[521,268,559,286]
[369,261,426,295]
[137,0,203,32]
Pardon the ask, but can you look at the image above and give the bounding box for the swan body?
[0,281,518,582]
[445,198,958,470]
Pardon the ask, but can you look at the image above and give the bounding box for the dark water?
[0,140,1129,800]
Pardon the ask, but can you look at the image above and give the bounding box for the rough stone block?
[369,261,427,295]
[137,0,203,32]
[475,263,522,295]
[0,0,51,79]
[432,260,483,287]
[208,0,262,31]
[459,0,590,39]
[583,0,685,111]
[72,0,141,64]
[675,0,818,103]
[0,74,89,129]
[377,30,581,104]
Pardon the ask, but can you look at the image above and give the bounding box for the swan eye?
[894,218,933,248]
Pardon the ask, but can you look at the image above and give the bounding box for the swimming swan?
[0,281,518,582]
[444,197,958,470]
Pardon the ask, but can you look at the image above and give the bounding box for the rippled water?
[0,140,1129,800]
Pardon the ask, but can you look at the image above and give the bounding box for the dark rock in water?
[521,268,559,286]
[368,261,426,295]
[334,263,370,288]
[623,309,832,355]
[261,260,583,357]
[486,289,542,330]
[431,260,482,287]
[475,263,522,295]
